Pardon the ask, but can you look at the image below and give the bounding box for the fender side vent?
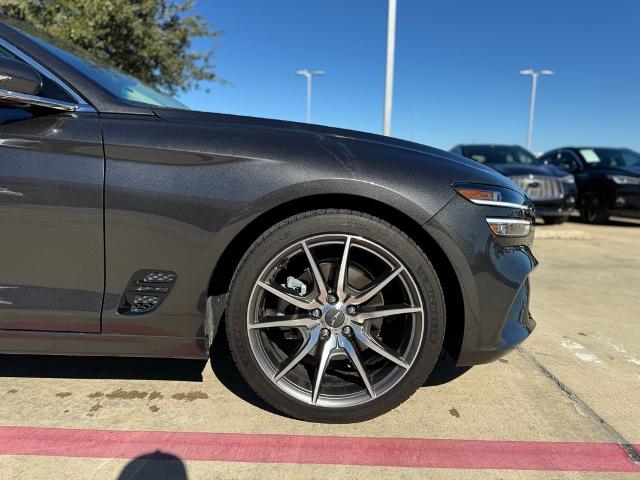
[118,270,176,315]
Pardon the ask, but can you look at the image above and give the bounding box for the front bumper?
[424,194,538,366]
[609,185,640,219]
[534,205,574,217]
[533,183,577,217]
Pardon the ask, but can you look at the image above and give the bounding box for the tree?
[0,0,223,95]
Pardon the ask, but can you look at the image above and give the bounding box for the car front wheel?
[580,192,608,224]
[225,209,445,423]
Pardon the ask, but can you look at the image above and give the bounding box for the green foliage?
[0,0,223,94]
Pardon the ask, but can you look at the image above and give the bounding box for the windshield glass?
[463,146,539,165]
[18,25,186,109]
[580,148,640,169]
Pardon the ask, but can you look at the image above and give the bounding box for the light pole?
[519,69,554,150]
[383,0,397,136]
[295,69,325,123]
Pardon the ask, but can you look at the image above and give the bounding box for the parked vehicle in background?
[539,147,640,223]
[451,144,577,224]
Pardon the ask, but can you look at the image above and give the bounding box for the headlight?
[607,175,640,185]
[561,174,575,184]
[453,183,528,209]
[486,217,532,237]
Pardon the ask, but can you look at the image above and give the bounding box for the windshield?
[18,25,186,109]
[579,148,640,169]
[463,146,540,165]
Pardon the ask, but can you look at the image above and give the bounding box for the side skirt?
[0,330,208,359]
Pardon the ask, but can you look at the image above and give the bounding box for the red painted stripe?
[0,426,638,472]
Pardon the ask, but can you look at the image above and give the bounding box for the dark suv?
[539,147,640,223]
[451,144,577,224]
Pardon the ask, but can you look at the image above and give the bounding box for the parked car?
[451,144,577,224]
[539,147,640,223]
[0,20,537,423]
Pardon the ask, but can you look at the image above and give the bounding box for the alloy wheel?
[246,234,425,408]
[586,195,600,222]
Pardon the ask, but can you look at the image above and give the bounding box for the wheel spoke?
[249,314,318,330]
[352,325,409,369]
[273,326,321,381]
[257,280,321,310]
[250,231,426,408]
[352,304,422,324]
[338,336,375,399]
[335,236,352,301]
[312,334,338,404]
[348,266,404,306]
[301,240,328,302]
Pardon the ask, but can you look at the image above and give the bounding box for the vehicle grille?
[509,175,564,201]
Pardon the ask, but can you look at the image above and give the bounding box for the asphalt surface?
[1,220,639,479]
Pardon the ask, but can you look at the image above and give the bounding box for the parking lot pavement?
[530,221,640,442]
[1,221,639,479]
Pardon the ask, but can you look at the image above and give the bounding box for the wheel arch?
[207,194,465,361]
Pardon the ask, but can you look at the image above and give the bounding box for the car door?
[0,42,103,332]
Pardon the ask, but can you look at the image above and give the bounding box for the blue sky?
[179,1,640,153]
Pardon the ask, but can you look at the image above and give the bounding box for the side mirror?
[0,56,79,111]
[567,161,580,173]
[0,56,43,95]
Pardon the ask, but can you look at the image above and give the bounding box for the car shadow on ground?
[423,354,472,387]
[0,332,472,418]
[0,353,206,381]
[208,321,473,417]
[208,322,286,417]
[569,216,640,227]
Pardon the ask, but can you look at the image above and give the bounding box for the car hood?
[488,163,566,178]
[153,108,503,180]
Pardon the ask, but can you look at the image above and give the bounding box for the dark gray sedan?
[0,20,537,422]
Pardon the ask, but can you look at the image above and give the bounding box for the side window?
[0,45,75,103]
[0,46,33,124]
[557,151,580,171]
[621,151,640,168]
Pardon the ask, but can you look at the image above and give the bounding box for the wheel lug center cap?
[325,309,346,328]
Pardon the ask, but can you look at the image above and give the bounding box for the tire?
[542,216,569,225]
[580,192,608,224]
[225,209,446,423]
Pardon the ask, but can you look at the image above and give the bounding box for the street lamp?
[295,69,325,124]
[519,69,554,150]
[383,0,397,136]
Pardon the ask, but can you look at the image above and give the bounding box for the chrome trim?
[0,88,78,111]
[471,199,530,210]
[486,217,533,237]
[486,217,532,225]
[0,38,95,111]
[509,175,564,201]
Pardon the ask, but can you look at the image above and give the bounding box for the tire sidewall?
[581,192,607,224]
[226,210,445,423]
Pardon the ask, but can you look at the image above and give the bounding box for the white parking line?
[560,339,603,364]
